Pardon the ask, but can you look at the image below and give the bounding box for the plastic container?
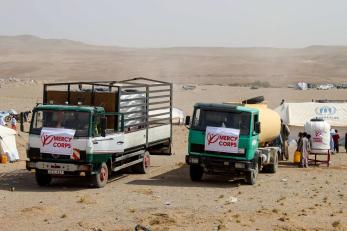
[304,118,331,153]
[0,154,8,164]
[294,151,301,164]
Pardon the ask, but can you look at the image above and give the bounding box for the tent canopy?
[275,102,347,127]
[0,125,19,161]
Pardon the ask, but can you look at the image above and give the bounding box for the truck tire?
[245,162,258,185]
[132,152,150,174]
[5,116,11,123]
[93,162,109,188]
[262,152,278,173]
[190,165,203,182]
[35,171,52,186]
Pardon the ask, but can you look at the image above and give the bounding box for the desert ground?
[1,35,347,86]
[0,82,346,231]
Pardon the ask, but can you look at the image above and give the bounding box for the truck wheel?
[263,152,278,173]
[132,152,150,174]
[5,116,11,123]
[35,171,52,186]
[190,165,203,181]
[93,162,109,188]
[245,161,258,185]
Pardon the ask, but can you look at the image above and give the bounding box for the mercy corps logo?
[313,130,323,143]
[41,134,72,148]
[315,106,337,116]
[207,132,238,147]
[315,130,322,137]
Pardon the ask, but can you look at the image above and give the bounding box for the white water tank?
[304,118,331,151]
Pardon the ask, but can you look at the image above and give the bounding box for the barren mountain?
[1,35,347,85]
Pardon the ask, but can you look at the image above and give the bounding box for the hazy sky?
[1,0,347,47]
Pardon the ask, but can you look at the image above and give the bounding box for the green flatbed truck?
[22,78,172,187]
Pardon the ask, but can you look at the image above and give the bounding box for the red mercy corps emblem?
[315,130,322,137]
[207,133,219,145]
[41,134,54,146]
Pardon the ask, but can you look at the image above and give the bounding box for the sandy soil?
[0,83,346,231]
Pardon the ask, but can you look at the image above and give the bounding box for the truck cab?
[186,103,278,185]
[27,104,125,186]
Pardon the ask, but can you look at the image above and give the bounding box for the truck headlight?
[189,157,199,164]
[235,162,245,169]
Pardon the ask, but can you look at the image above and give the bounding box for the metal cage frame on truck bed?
[42,77,173,150]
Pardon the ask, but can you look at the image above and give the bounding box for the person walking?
[296,132,303,151]
[11,115,17,131]
[299,132,310,168]
[330,129,335,154]
[333,129,340,153]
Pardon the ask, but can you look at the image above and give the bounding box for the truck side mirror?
[100,117,107,137]
[255,122,261,134]
[185,116,191,126]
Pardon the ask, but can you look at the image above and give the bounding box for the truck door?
[91,114,124,154]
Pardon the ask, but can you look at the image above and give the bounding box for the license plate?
[235,162,245,169]
[47,170,64,175]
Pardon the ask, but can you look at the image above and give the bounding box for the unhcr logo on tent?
[315,106,337,116]
[314,106,339,120]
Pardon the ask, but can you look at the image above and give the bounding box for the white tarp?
[40,127,75,155]
[275,102,347,127]
[149,107,186,125]
[0,125,19,161]
[205,126,240,153]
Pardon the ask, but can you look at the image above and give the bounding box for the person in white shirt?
[11,116,17,131]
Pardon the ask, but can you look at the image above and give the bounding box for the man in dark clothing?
[333,130,340,153]
[298,132,310,168]
[297,132,303,151]
[279,119,290,160]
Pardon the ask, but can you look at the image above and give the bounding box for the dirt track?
[0,84,346,231]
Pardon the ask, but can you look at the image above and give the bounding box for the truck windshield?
[191,109,251,135]
[31,110,90,137]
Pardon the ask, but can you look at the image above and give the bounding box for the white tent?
[275,102,347,143]
[297,82,308,90]
[275,102,347,127]
[0,125,19,162]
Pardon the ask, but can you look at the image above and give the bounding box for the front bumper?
[26,161,93,174]
[186,155,253,173]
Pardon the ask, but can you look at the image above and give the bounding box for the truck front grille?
[190,143,245,157]
[27,148,41,160]
[28,148,86,161]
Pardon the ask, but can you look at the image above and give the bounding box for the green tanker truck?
[185,97,288,185]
